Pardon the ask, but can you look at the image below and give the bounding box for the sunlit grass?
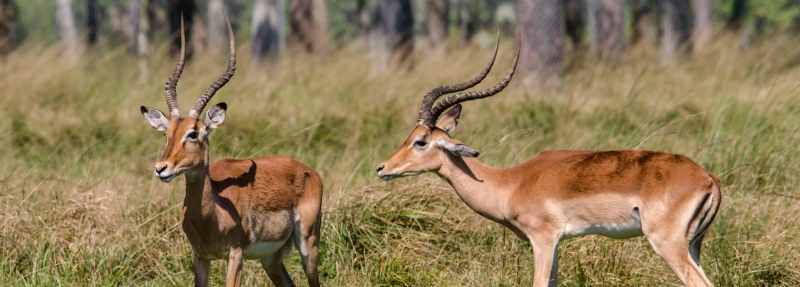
[1,33,799,285]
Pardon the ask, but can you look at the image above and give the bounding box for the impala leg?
[193,254,211,287]
[293,216,321,287]
[529,235,560,287]
[689,231,714,286]
[260,241,296,287]
[646,232,713,287]
[225,248,244,287]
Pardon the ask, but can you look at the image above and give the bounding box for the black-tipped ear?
[440,141,479,158]
[436,104,462,134]
[204,102,227,132]
[141,106,170,132]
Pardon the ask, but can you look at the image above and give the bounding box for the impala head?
[376,33,520,181]
[140,14,236,182]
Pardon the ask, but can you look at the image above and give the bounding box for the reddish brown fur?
[144,115,323,287]
[378,117,721,287]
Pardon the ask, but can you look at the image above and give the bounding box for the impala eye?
[187,131,198,140]
[413,140,428,147]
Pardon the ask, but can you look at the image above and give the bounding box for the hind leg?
[260,241,296,287]
[688,231,714,286]
[293,214,321,287]
[646,231,713,287]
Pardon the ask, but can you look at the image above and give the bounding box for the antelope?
[139,16,322,287]
[376,34,721,287]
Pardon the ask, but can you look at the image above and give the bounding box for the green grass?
[1,34,800,286]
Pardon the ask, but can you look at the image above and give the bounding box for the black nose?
[155,164,168,174]
[376,165,385,173]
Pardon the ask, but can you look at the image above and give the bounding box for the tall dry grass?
[1,34,799,286]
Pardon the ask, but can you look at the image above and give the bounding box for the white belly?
[243,241,287,259]
[563,207,644,239]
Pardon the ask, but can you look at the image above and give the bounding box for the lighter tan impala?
[140,16,322,287]
[376,34,721,287]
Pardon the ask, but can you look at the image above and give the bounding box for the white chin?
[157,173,176,183]
[380,175,394,181]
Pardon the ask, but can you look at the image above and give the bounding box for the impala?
[140,16,322,287]
[376,34,720,287]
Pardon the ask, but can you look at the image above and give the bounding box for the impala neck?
[183,150,216,221]
[434,152,511,224]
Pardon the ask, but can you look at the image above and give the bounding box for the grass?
[1,34,800,286]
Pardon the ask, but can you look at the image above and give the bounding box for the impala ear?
[140,106,170,132]
[204,103,227,133]
[435,104,462,134]
[440,139,480,158]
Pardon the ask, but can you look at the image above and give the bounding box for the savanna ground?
[1,33,800,286]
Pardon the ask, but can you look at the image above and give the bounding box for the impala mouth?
[379,174,394,181]
[156,173,177,183]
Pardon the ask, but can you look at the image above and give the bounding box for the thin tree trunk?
[86,0,99,45]
[564,0,583,46]
[0,0,18,55]
[168,0,195,56]
[727,0,749,50]
[692,0,711,51]
[206,0,226,52]
[427,0,448,50]
[56,0,80,60]
[367,0,414,71]
[137,0,150,82]
[517,0,563,90]
[594,0,624,58]
[631,0,656,46]
[289,0,329,53]
[586,0,596,52]
[251,0,285,62]
[659,0,691,64]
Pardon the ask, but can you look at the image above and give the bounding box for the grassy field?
[1,34,800,286]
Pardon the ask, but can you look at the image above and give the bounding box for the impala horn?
[428,32,521,120]
[188,13,236,119]
[417,33,501,128]
[164,14,186,118]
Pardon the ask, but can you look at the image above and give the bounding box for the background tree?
[427,0,448,50]
[659,0,692,64]
[517,0,563,90]
[206,0,227,53]
[86,0,99,46]
[168,0,195,56]
[693,0,711,52]
[367,0,414,71]
[289,0,329,53]
[593,0,624,58]
[727,0,749,49]
[631,0,656,46]
[0,0,17,55]
[564,0,583,46]
[56,0,80,60]
[252,0,285,62]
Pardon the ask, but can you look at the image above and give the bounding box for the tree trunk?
[517,0,563,90]
[168,0,195,57]
[137,0,150,82]
[0,0,18,55]
[251,0,285,62]
[631,0,656,46]
[86,0,99,45]
[727,0,749,50]
[594,0,624,58]
[289,0,329,53]
[367,0,414,71]
[692,0,711,51]
[56,0,80,60]
[564,0,583,46]
[659,0,691,64]
[206,0,226,52]
[427,0,448,50]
